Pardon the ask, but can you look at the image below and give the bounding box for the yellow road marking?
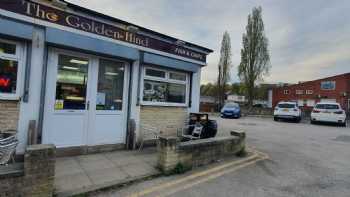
[127,149,268,197]
[159,155,268,197]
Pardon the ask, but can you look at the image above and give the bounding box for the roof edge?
[62,0,213,53]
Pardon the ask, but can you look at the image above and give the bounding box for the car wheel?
[310,120,316,124]
[296,117,301,123]
[340,122,347,127]
[274,117,278,121]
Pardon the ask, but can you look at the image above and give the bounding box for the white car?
[311,102,347,126]
[274,102,302,122]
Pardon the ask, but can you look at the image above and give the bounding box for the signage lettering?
[0,78,10,88]
[0,0,207,62]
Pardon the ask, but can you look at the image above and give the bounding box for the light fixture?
[62,66,79,70]
[69,59,88,65]
[105,72,118,76]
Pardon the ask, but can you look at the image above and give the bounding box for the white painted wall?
[129,60,141,141]
[189,68,201,113]
[17,27,45,153]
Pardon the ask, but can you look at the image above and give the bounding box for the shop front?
[0,0,212,154]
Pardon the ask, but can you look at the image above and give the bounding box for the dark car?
[221,103,241,118]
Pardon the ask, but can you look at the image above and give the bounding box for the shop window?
[321,81,336,90]
[96,59,125,111]
[169,72,187,81]
[283,90,290,94]
[55,54,89,110]
[145,68,166,78]
[0,39,23,100]
[142,67,188,106]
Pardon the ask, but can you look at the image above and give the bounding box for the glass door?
[43,49,129,147]
[87,58,128,145]
[55,54,89,111]
[43,49,93,147]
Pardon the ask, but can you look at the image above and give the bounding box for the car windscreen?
[315,104,339,110]
[277,103,295,108]
[224,103,239,108]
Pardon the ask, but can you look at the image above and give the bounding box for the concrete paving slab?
[79,157,116,171]
[121,162,158,178]
[55,158,84,178]
[54,172,92,193]
[54,148,160,197]
[87,166,129,185]
[108,155,143,166]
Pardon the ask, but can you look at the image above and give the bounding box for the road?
[93,116,350,197]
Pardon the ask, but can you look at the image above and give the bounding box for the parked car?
[311,102,347,126]
[274,101,301,122]
[221,103,241,118]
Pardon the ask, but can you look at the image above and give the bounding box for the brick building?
[272,73,350,111]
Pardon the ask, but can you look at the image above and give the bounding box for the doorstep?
[54,147,161,197]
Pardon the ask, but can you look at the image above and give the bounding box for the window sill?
[0,95,21,101]
[141,102,188,107]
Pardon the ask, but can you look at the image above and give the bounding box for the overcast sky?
[66,0,350,84]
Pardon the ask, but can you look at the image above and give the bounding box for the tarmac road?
[93,116,350,197]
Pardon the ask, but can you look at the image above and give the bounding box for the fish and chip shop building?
[0,0,213,154]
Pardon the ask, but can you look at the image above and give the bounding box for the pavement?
[91,116,350,197]
[54,147,160,197]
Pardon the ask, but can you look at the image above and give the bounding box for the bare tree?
[238,6,270,107]
[217,31,232,109]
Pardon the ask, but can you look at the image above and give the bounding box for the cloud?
[66,0,350,84]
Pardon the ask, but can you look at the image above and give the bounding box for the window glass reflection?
[55,55,89,110]
[96,59,124,110]
[0,41,16,55]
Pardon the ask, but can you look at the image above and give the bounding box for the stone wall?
[157,131,246,174]
[0,144,56,197]
[140,106,188,137]
[0,100,20,131]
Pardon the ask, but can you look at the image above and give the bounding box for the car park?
[274,101,301,122]
[311,102,347,126]
[221,103,241,118]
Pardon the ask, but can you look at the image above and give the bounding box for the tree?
[217,31,232,109]
[238,6,270,107]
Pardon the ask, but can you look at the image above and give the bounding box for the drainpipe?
[37,45,48,144]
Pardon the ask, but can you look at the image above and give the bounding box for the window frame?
[283,90,290,95]
[295,90,304,95]
[320,81,336,90]
[0,38,25,100]
[141,66,190,107]
[306,90,313,95]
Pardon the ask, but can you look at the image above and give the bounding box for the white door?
[87,58,129,146]
[42,49,128,148]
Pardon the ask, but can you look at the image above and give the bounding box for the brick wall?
[140,106,188,137]
[0,100,20,131]
[0,144,56,197]
[272,73,350,110]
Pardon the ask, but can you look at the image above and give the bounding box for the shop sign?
[0,77,10,88]
[0,0,207,62]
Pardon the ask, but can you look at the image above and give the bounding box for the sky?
[66,0,350,85]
